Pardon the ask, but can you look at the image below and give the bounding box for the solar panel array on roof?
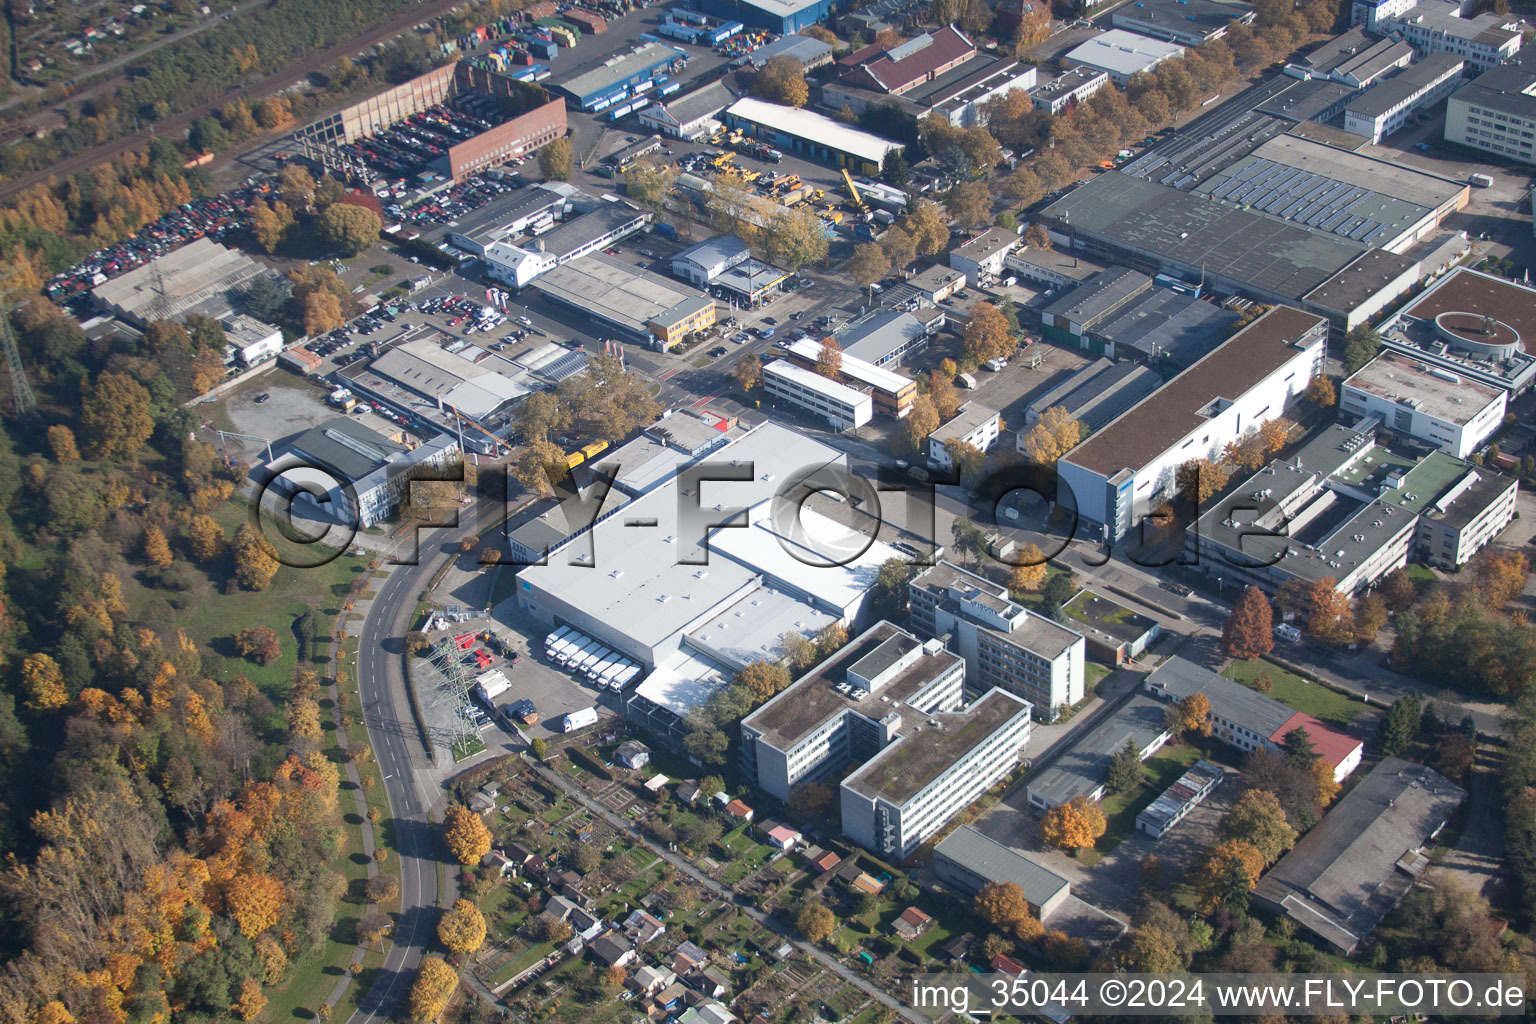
[1207,157,1387,244]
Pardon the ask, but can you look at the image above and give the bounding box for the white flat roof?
[765,358,874,407]
[726,97,904,165]
[686,585,837,669]
[710,505,904,617]
[1066,29,1184,76]
[632,648,733,716]
[784,339,912,393]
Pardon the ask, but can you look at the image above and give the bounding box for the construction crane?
[841,168,868,213]
[449,404,508,457]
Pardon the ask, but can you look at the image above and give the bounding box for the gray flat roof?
[1040,174,1368,300]
[1091,287,1238,365]
[934,825,1070,907]
[1303,249,1420,314]
[743,622,960,752]
[1027,359,1164,432]
[1042,267,1151,325]
[840,309,927,363]
[1144,655,1295,738]
[1007,246,1105,282]
[1112,0,1253,35]
[842,688,1030,803]
[557,42,682,98]
[290,417,407,482]
[540,205,646,260]
[1061,305,1326,478]
[1346,52,1465,118]
[952,226,1019,264]
[1449,58,1536,121]
[686,584,836,669]
[442,185,566,244]
[1027,693,1169,806]
[660,80,738,126]
[1060,589,1159,646]
[742,34,834,68]
[531,254,709,335]
[1253,758,1465,953]
[92,237,276,323]
[929,402,999,445]
[911,561,1085,661]
[1066,29,1184,77]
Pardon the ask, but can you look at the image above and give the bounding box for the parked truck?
[957,372,978,389]
[562,706,599,732]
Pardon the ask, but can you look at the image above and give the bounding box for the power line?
[0,268,36,418]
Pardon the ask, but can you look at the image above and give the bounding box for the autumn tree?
[734,351,763,392]
[1176,458,1231,505]
[848,243,890,294]
[303,290,345,335]
[514,440,566,497]
[902,199,950,255]
[233,522,281,590]
[948,440,985,481]
[1304,578,1353,644]
[235,625,282,665]
[279,163,317,211]
[623,159,677,209]
[1196,839,1263,914]
[318,203,381,257]
[188,514,226,560]
[438,898,487,956]
[754,54,810,106]
[234,977,267,1021]
[1168,692,1213,737]
[224,871,287,937]
[46,424,79,463]
[82,372,154,458]
[1039,795,1106,851]
[947,181,993,231]
[881,225,918,273]
[444,804,492,866]
[964,301,1015,363]
[927,369,962,421]
[789,781,834,815]
[540,136,573,180]
[1473,548,1530,609]
[1020,406,1083,465]
[142,524,173,569]
[408,956,458,1023]
[255,95,293,130]
[252,199,295,253]
[1221,586,1274,659]
[1022,223,1051,249]
[21,652,68,712]
[1305,375,1337,407]
[765,205,829,271]
[1352,592,1389,643]
[897,394,940,457]
[974,881,1040,939]
[735,660,792,702]
[796,901,836,943]
[1221,789,1296,864]
[1008,544,1048,596]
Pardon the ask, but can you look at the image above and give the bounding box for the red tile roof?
[990,954,1026,975]
[811,850,841,873]
[1269,711,1361,768]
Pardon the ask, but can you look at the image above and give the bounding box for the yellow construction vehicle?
[841,168,868,212]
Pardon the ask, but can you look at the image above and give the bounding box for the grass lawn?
[1085,662,1112,692]
[1405,562,1439,592]
[486,940,555,988]
[1099,742,1204,849]
[1222,658,1360,726]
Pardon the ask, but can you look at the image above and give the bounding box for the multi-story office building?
[1341,350,1506,458]
[1381,4,1521,73]
[1029,67,1110,114]
[840,687,1032,859]
[1445,57,1536,164]
[783,339,916,418]
[928,403,1001,470]
[740,623,1032,861]
[909,562,1086,719]
[762,359,874,429]
[740,624,966,800]
[1342,53,1466,143]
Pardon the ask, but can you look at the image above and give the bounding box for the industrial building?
[1029,67,1110,114]
[1057,589,1161,666]
[1054,306,1328,542]
[837,309,936,365]
[1445,54,1536,164]
[908,561,1087,718]
[739,32,834,70]
[1252,758,1465,954]
[822,27,1037,126]
[1026,693,1171,809]
[554,41,688,111]
[783,338,916,418]
[1301,26,1415,87]
[722,97,904,173]
[530,254,716,349]
[1004,246,1106,289]
[927,402,1001,470]
[1377,266,1536,393]
[1110,0,1254,45]
[293,64,568,182]
[762,359,874,429]
[1020,359,1162,435]
[1300,248,1422,337]
[1039,267,1239,364]
[932,826,1071,920]
[672,235,752,286]
[699,0,837,34]
[440,185,569,254]
[1065,29,1185,86]
[1191,422,1519,589]
[220,315,284,366]
[1342,53,1466,143]
[835,26,977,95]
[91,237,282,327]
[948,227,1020,287]
[273,417,462,528]
[638,80,738,139]
[1341,350,1506,458]
[1144,657,1364,782]
[538,203,650,263]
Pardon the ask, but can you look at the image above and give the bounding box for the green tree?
[1041,572,1077,617]
[1343,326,1381,373]
[530,737,548,760]
[870,558,914,619]
[1106,740,1143,794]
[1280,726,1318,767]
[881,149,910,187]
[243,273,289,321]
[317,204,381,257]
[1378,693,1422,756]
[540,136,574,181]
